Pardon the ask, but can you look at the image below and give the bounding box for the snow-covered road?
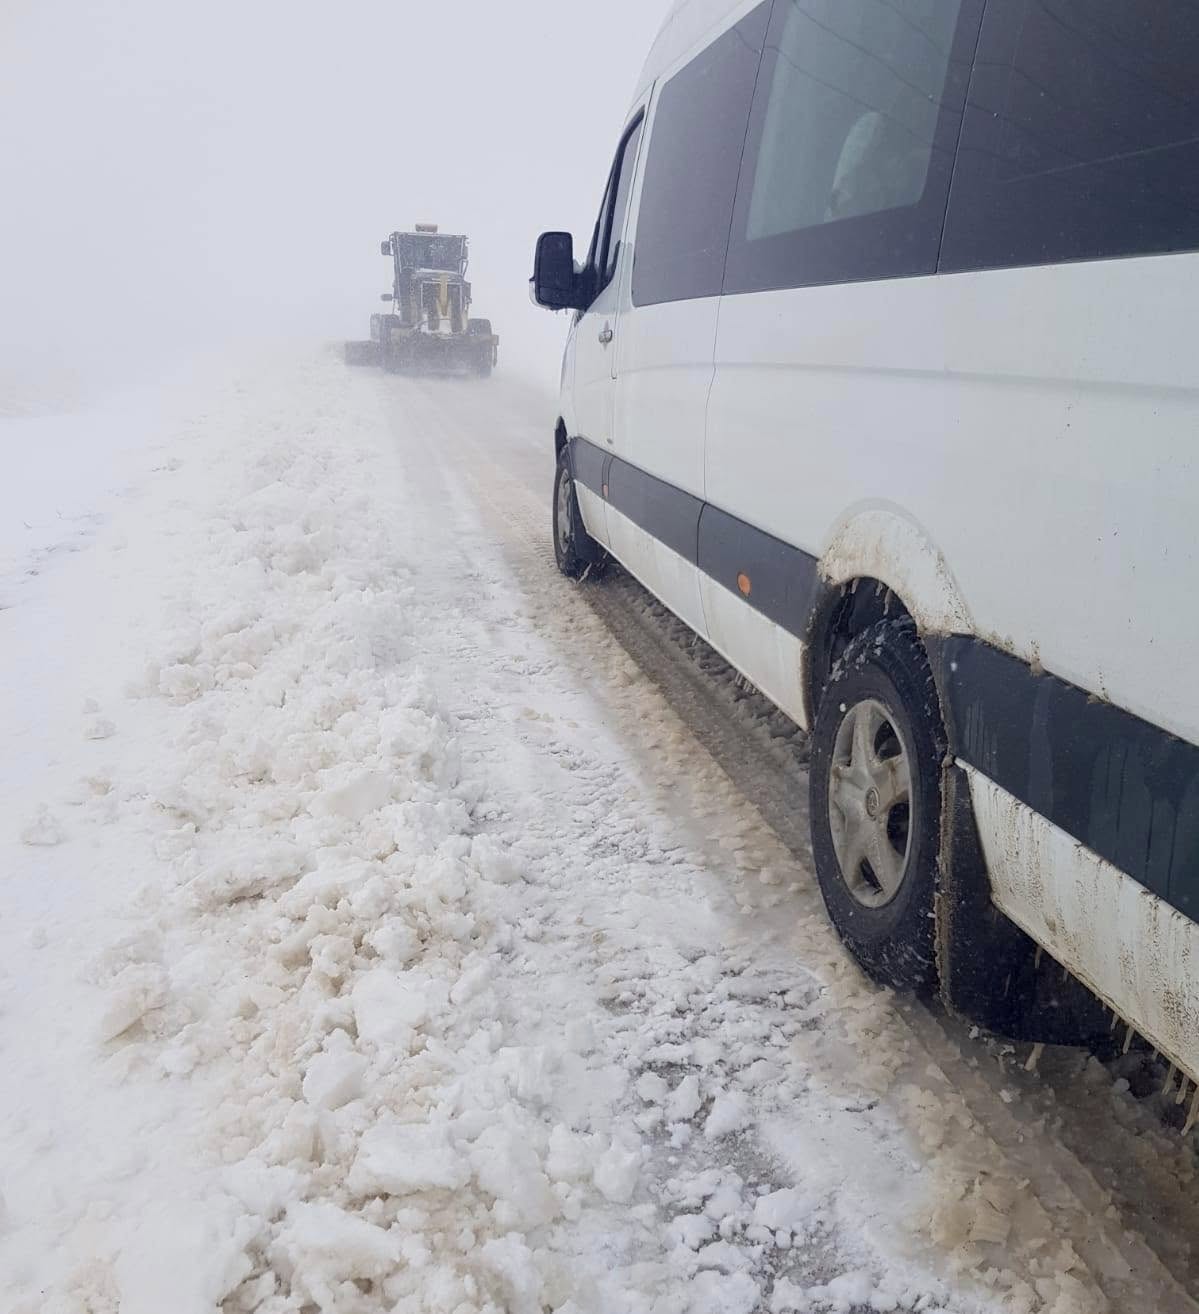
[2,350,1196,1314]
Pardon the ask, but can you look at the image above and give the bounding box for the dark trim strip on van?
[933,638,1199,921]
[606,456,703,565]
[569,435,1199,923]
[571,437,608,503]
[697,503,819,636]
[571,437,818,633]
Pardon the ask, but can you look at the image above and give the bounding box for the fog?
[0,0,669,403]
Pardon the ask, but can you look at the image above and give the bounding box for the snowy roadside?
[2,349,1193,1314]
[1,390,165,599]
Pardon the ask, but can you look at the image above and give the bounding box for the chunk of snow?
[564,1018,596,1054]
[276,1201,401,1276]
[311,769,394,822]
[494,1044,557,1107]
[703,1180,746,1221]
[738,1059,782,1089]
[807,1270,876,1312]
[593,1140,641,1204]
[97,965,170,1041]
[450,957,493,1005]
[471,834,523,885]
[478,1235,544,1314]
[696,1240,753,1272]
[668,1214,716,1251]
[186,844,305,912]
[302,1050,367,1111]
[351,969,442,1048]
[83,717,117,740]
[687,1271,761,1314]
[158,661,213,703]
[222,1161,302,1218]
[349,1122,468,1196]
[20,805,63,847]
[365,919,420,966]
[769,1278,808,1312]
[704,1091,751,1140]
[666,1074,702,1123]
[636,1071,669,1103]
[545,1125,595,1184]
[753,1188,814,1235]
[471,1124,559,1227]
[113,1199,257,1314]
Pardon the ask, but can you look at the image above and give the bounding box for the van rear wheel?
[809,617,946,992]
[553,447,604,579]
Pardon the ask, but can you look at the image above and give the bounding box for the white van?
[533,0,1199,1086]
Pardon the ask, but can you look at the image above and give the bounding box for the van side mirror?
[381,292,395,302]
[532,232,591,312]
[380,240,393,257]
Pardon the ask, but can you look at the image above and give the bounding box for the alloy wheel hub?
[827,698,914,909]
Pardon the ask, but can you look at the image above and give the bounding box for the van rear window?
[941,0,1199,272]
[632,4,770,308]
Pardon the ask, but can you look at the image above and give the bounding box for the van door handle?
[598,325,614,346]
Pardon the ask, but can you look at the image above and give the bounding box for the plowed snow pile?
[2,350,1181,1314]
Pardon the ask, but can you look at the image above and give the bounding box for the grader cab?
[345,224,499,377]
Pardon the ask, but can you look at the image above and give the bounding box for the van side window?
[602,119,644,289]
[632,3,770,308]
[941,1,1199,272]
[587,168,618,287]
[724,0,980,296]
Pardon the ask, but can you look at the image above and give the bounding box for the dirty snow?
[1,348,1196,1314]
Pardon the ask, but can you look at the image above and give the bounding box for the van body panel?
[612,296,717,505]
[572,281,620,458]
[560,324,611,548]
[708,255,1199,747]
[605,502,708,638]
[936,636,1199,924]
[699,572,807,727]
[575,483,609,550]
[818,508,973,638]
[967,765,1199,1084]
[633,0,763,106]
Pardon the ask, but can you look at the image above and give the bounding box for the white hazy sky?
[0,0,670,394]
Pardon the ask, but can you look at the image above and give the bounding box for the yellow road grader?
[345,224,499,377]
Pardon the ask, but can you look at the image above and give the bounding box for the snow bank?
[1,352,669,1313]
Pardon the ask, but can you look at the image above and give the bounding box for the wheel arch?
[803,505,974,723]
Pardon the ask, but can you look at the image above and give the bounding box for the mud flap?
[937,762,1112,1046]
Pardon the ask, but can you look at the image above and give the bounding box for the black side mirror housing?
[380,240,393,257]
[532,232,590,312]
[381,292,395,302]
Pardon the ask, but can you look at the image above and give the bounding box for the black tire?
[552,447,604,579]
[467,318,492,337]
[809,617,946,992]
[474,350,493,379]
